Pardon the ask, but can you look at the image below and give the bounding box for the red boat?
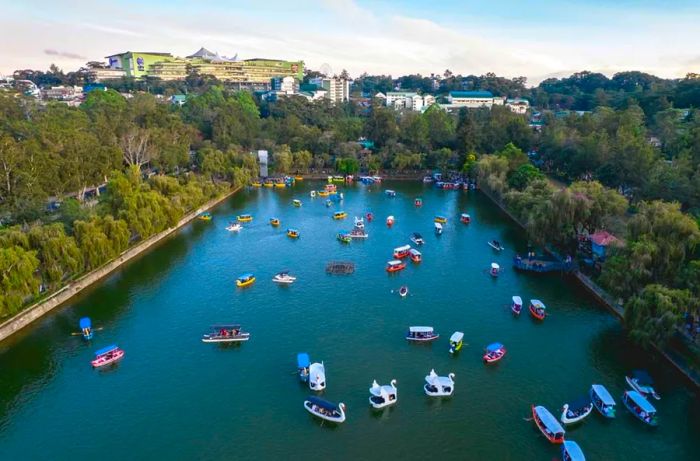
[393,245,411,259]
[366,212,374,222]
[91,344,124,368]
[531,405,566,444]
[386,260,406,273]
[386,215,394,227]
[529,299,546,320]
[414,197,423,207]
[409,248,422,263]
[483,343,506,363]
[460,213,471,224]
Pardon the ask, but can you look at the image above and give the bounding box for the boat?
[202,324,250,343]
[625,370,661,400]
[237,214,253,222]
[369,379,398,409]
[304,396,346,423]
[386,259,406,273]
[317,190,329,197]
[333,211,347,220]
[386,215,394,227]
[295,176,304,181]
[531,405,566,444]
[79,317,93,340]
[198,212,212,221]
[560,396,593,425]
[366,212,374,222]
[269,217,280,227]
[434,215,447,224]
[529,299,546,320]
[424,369,455,397]
[460,213,471,224]
[309,190,316,198]
[293,199,302,207]
[332,175,345,183]
[91,344,124,368]
[326,199,332,207]
[434,222,443,235]
[449,331,464,354]
[409,248,422,263]
[488,240,504,251]
[562,441,586,461]
[263,182,274,188]
[297,353,310,382]
[590,384,616,418]
[410,233,425,245]
[490,262,500,277]
[251,182,262,187]
[287,228,300,239]
[406,326,439,342]
[309,362,326,391]
[273,271,296,284]
[349,228,368,239]
[325,184,337,193]
[622,390,658,426]
[226,222,242,232]
[393,245,411,259]
[353,216,365,229]
[414,197,422,206]
[236,273,255,287]
[483,342,506,363]
[337,232,352,243]
[385,189,396,197]
[399,286,408,297]
[372,176,382,183]
[512,296,523,315]
[422,175,434,183]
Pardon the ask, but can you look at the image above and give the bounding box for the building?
[170,94,187,106]
[588,231,622,260]
[85,64,126,82]
[384,92,436,112]
[447,91,497,108]
[271,76,299,94]
[43,85,83,101]
[385,91,417,107]
[106,52,175,78]
[505,98,530,114]
[319,77,350,104]
[148,59,188,80]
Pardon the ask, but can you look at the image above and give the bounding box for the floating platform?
[326,261,355,275]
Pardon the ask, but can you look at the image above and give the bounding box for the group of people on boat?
[218,328,240,337]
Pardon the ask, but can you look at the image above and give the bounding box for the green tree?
[625,284,695,347]
[28,224,83,288]
[0,246,40,317]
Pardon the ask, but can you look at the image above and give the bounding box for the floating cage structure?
[326,261,355,275]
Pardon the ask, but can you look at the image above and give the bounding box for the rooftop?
[105,52,172,58]
[450,90,494,98]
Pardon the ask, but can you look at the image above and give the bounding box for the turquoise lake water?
[0,181,697,460]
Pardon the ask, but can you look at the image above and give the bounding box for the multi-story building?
[319,77,350,104]
[43,85,83,101]
[105,51,175,78]
[148,59,188,80]
[506,98,530,114]
[447,90,496,108]
[385,92,436,112]
[85,64,126,82]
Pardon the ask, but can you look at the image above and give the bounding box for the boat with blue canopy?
[91,344,124,368]
[560,395,593,425]
[297,353,310,382]
[531,405,565,444]
[622,390,658,426]
[590,384,616,418]
[304,396,346,423]
[562,440,586,461]
[236,273,255,287]
[625,369,660,400]
[483,342,506,363]
[79,317,93,340]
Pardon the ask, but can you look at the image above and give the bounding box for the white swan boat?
[560,396,594,425]
[309,362,326,391]
[225,223,242,232]
[304,396,346,423]
[424,369,455,397]
[354,217,365,230]
[272,271,296,284]
[369,379,397,409]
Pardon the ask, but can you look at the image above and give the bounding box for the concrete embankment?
[0,187,239,343]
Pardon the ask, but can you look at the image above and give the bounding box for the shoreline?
[0,187,240,343]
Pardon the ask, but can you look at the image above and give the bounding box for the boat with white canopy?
[562,441,586,461]
[406,326,439,342]
[449,331,464,354]
[304,396,346,423]
[531,405,566,444]
[590,384,616,418]
[512,296,523,315]
[309,362,326,391]
[272,271,296,284]
[424,369,455,397]
[622,390,658,426]
[369,379,398,409]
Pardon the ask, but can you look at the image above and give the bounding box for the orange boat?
[531,405,566,444]
[386,260,406,273]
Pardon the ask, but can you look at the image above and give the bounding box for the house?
[589,231,622,259]
[506,98,530,114]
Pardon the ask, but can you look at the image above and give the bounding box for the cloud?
[44,49,86,60]
[319,0,373,20]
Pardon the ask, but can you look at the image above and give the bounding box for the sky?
[1,0,699,85]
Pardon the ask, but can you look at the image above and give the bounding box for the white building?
[271,76,299,94]
[506,98,530,114]
[447,91,497,108]
[385,92,436,112]
[43,85,83,101]
[319,77,350,104]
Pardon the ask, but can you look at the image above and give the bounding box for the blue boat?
[562,440,586,461]
[79,317,93,340]
[622,390,658,426]
[590,384,616,418]
[297,353,310,382]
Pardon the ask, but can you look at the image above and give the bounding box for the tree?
[292,150,313,172]
[120,127,154,169]
[28,224,83,288]
[0,246,40,317]
[507,163,544,190]
[273,145,293,173]
[625,284,695,347]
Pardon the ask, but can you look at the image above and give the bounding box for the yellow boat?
[332,176,345,183]
[198,212,212,221]
[251,182,262,187]
[270,218,280,227]
[317,191,329,197]
[236,273,255,288]
[275,183,286,188]
[237,214,253,222]
[294,176,304,181]
[434,216,447,224]
[293,199,302,207]
[287,228,300,239]
[333,211,348,220]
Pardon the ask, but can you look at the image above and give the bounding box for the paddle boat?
[325,199,332,207]
[406,326,439,342]
[625,370,661,400]
[409,248,422,263]
[369,379,398,409]
[309,190,316,198]
[79,317,93,340]
[337,232,352,243]
[236,273,255,288]
[434,222,443,235]
[309,362,326,391]
[460,213,471,224]
[275,182,286,188]
[349,228,368,239]
[202,324,250,343]
[263,181,274,188]
[287,228,300,239]
[91,344,124,368]
[512,296,523,315]
[318,190,329,197]
[269,217,280,227]
[333,211,347,220]
[531,405,566,444]
[488,240,504,251]
[529,299,546,320]
[386,259,406,273]
[590,384,616,418]
[393,245,411,259]
[483,342,506,363]
[354,216,365,229]
[622,390,658,426]
[251,182,262,187]
[198,212,212,221]
[449,331,464,354]
[399,286,409,297]
[386,215,394,227]
[332,175,345,183]
[272,271,296,284]
[385,189,396,197]
[366,212,374,222]
[560,396,593,425]
[490,262,500,277]
[434,215,447,224]
[297,353,310,382]
[226,222,242,232]
[293,199,302,207]
[237,214,253,222]
[562,441,586,461]
[410,232,425,245]
[424,369,455,397]
[304,396,346,423]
